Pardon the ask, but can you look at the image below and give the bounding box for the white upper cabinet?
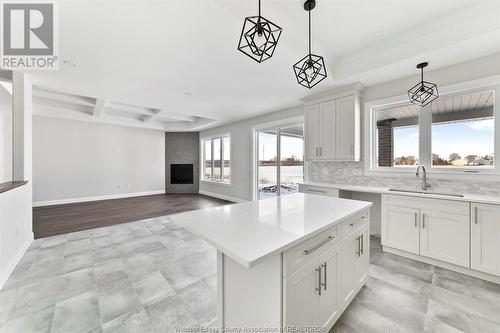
[335,95,360,160]
[305,104,321,160]
[471,203,500,275]
[304,93,360,161]
[319,101,336,160]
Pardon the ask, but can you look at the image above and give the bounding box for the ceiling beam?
[93,99,106,117]
[33,87,96,107]
[142,110,198,123]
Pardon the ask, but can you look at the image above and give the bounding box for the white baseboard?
[33,190,166,207]
[199,190,247,203]
[0,232,33,290]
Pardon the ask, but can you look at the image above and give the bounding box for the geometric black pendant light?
[237,0,282,63]
[408,62,439,107]
[293,0,327,89]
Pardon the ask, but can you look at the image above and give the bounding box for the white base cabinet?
[382,194,500,283]
[471,203,500,276]
[382,195,469,268]
[219,209,370,332]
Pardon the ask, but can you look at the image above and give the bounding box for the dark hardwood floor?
[33,193,231,239]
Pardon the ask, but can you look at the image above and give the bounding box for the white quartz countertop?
[169,193,372,268]
[299,181,500,205]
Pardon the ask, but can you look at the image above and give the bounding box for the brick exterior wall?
[377,124,393,167]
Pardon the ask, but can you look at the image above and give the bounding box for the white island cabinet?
[170,193,372,332]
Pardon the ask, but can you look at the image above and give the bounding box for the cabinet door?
[381,205,420,254]
[283,259,319,327]
[335,95,356,160]
[318,244,340,330]
[420,210,469,267]
[319,100,335,160]
[305,105,321,160]
[339,230,358,307]
[354,224,370,288]
[471,203,500,276]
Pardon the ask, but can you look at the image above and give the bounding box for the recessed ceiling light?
[373,31,384,38]
[184,91,192,96]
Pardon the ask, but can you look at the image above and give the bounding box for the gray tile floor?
[1,216,500,333]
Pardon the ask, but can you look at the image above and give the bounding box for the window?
[202,135,230,183]
[371,89,496,173]
[0,79,13,183]
[375,104,419,167]
[432,90,494,169]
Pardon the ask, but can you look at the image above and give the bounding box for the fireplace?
[170,164,194,184]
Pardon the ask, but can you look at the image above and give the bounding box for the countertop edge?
[177,201,373,269]
[299,182,500,205]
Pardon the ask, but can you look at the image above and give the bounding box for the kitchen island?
[170,193,372,332]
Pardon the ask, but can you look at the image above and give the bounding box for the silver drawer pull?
[315,266,322,295]
[306,189,327,194]
[360,234,364,254]
[321,262,327,290]
[349,216,365,227]
[304,236,335,255]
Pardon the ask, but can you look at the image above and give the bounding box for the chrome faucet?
[416,165,431,191]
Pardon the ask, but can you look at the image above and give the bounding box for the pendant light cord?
[258,0,261,17]
[308,9,311,55]
[421,67,424,83]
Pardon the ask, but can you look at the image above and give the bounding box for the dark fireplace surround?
[170,164,194,184]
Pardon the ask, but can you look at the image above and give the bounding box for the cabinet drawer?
[299,184,339,197]
[284,225,339,277]
[382,194,469,216]
[341,210,369,238]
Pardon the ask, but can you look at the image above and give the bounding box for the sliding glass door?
[257,124,304,199]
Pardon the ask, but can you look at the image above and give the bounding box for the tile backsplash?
[310,161,500,196]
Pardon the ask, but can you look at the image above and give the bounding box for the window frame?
[365,79,500,179]
[200,133,231,185]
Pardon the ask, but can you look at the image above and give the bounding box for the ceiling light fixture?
[293,0,327,89]
[237,0,282,63]
[408,62,439,107]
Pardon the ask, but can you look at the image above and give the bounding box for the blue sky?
[394,118,494,160]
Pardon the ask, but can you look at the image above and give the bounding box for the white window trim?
[251,115,305,200]
[364,75,500,180]
[200,132,231,185]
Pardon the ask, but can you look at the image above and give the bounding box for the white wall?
[0,86,12,183]
[199,106,303,201]
[33,116,165,205]
[0,73,33,288]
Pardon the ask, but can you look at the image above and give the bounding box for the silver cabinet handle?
[350,216,365,227]
[351,144,354,155]
[306,189,327,194]
[315,266,322,296]
[315,147,318,157]
[474,206,478,224]
[304,236,335,255]
[355,236,361,257]
[319,147,322,156]
[360,234,364,255]
[422,213,425,229]
[414,212,418,228]
[321,262,327,290]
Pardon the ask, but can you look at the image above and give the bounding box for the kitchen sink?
[388,188,464,198]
